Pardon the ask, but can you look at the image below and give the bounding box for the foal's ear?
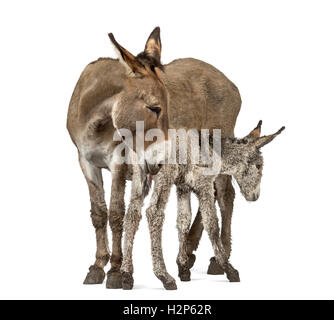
[246,120,262,139]
[254,126,285,149]
[108,33,147,75]
[136,27,163,70]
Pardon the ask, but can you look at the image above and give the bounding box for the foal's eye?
[146,105,161,118]
[256,164,262,170]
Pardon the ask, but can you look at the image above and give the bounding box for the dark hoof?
[207,257,225,275]
[83,265,105,284]
[122,272,134,290]
[225,263,240,282]
[179,272,191,282]
[158,275,177,290]
[178,263,191,282]
[188,254,196,269]
[106,271,122,289]
[163,280,177,290]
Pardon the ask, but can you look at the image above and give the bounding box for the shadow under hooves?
[83,265,105,284]
[106,271,122,289]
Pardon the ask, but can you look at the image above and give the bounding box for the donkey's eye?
[146,106,161,117]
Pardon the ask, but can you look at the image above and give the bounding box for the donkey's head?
[223,121,285,201]
[109,28,169,174]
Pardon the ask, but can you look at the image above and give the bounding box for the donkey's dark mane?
[136,51,164,71]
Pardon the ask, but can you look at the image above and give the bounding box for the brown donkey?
[67,27,241,288]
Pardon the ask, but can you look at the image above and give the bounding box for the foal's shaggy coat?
[121,122,285,289]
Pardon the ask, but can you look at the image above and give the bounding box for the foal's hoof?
[106,271,122,289]
[163,279,178,290]
[83,265,105,284]
[188,254,196,269]
[179,272,191,282]
[122,272,134,290]
[178,263,191,282]
[158,275,178,290]
[225,263,240,283]
[207,257,225,275]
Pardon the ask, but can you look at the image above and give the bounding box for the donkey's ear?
[144,27,162,63]
[136,27,163,70]
[108,33,147,75]
[246,120,262,139]
[254,126,285,149]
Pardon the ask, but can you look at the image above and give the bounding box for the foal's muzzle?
[144,160,163,175]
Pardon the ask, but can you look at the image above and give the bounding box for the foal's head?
[223,121,285,201]
[109,28,169,174]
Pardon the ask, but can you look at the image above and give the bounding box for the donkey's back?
[163,57,241,136]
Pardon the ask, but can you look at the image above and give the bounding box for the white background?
[0,0,333,300]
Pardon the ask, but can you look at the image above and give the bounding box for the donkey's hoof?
[179,272,191,282]
[83,265,105,284]
[163,280,177,290]
[178,264,191,282]
[188,254,196,269]
[227,271,240,282]
[207,257,225,275]
[122,272,134,290]
[158,274,177,290]
[106,271,122,289]
[225,264,240,283]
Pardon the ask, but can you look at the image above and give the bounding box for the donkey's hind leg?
[208,174,235,275]
[196,182,240,282]
[106,164,126,289]
[186,208,204,269]
[80,157,110,284]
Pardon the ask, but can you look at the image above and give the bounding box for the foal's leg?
[106,164,126,289]
[146,178,177,290]
[176,187,193,281]
[208,174,235,275]
[196,183,240,282]
[80,157,110,284]
[120,165,145,290]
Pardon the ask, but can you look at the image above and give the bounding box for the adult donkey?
[67,27,241,288]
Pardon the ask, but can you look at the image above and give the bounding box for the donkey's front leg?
[146,179,177,290]
[196,183,240,283]
[80,157,110,285]
[106,164,126,289]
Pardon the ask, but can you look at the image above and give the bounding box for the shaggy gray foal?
[121,121,285,290]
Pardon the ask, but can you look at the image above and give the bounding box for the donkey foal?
[122,121,285,289]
